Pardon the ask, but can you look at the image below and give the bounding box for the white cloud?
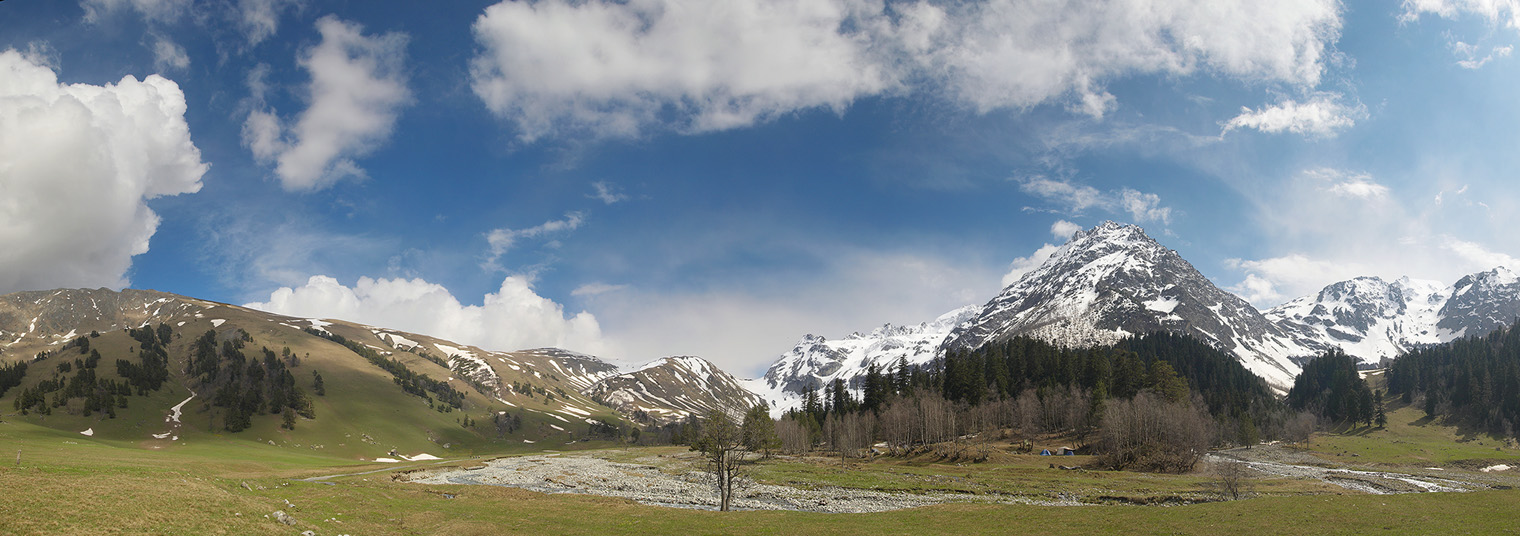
[469,0,889,141]
[1304,168,1391,199]
[1443,238,1520,272]
[1050,220,1083,240]
[0,50,206,293]
[469,0,1344,140]
[247,275,607,355]
[81,0,190,23]
[1002,244,1061,288]
[592,248,1001,374]
[1020,177,1105,212]
[1451,41,1513,69]
[1435,184,1470,205]
[1120,189,1172,225]
[909,0,1340,114]
[571,282,628,297]
[1223,165,1520,307]
[1229,273,1285,305]
[1221,93,1366,137]
[1325,178,1390,199]
[589,181,627,205]
[1401,0,1520,30]
[1018,177,1174,225]
[151,36,189,72]
[241,16,409,191]
[238,0,304,46]
[485,212,585,265]
[1226,255,1365,306]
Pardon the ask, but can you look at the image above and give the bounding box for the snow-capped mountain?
[1437,267,1520,340]
[1266,276,1452,362]
[745,306,979,415]
[941,222,1311,389]
[1268,268,1520,364]
[585,356,763,424]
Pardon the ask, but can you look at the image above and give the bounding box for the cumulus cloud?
[1050,220,1083,240]
[469,0,1343,140]
[247,275,607,354]
[1002,244,1061,288]
[1018,177,1173,225]
[469,0,890,141]
[1120,189,1172,225]
[241,16,409,191]
[1226,254,1365,306]
[0,50,206,293]
[909,0,1339,113]
[1221,93,1366,137]
[151,36,189,72]
[485,212,585,265]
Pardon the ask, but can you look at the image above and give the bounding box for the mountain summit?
[1268,267,1520,364]
[746,306,979,413]
[941,222,1310,389]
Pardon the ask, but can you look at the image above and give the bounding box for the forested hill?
[1388,319,1520,438]
[941,331,1280,422]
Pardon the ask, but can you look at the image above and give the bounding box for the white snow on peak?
[435,342,501,391]
[1266,271,1497,365]
[751,305,979,416]
[1144,297,1180,314]
[380,332,420,349]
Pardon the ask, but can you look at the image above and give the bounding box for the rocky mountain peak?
[942,221,1308,389]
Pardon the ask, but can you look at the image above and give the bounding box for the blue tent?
[1040,449,1052,456]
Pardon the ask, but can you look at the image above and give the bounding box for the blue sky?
[3,0,1520,376]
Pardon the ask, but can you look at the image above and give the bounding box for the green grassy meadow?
[4,411,1520,536]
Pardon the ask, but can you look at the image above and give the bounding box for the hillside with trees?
[1387,320,1520,438]
[771,332,1284,472]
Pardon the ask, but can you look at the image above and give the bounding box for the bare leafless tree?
[1096,391,1214,473]
[1210,457,1253,500]
[690,409,751,511]
[776,415,814,454]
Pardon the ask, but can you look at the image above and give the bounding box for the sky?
[4,0,1520,378]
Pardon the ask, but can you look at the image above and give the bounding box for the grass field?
[4,413,1520,536]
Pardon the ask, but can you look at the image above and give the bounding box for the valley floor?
[4,405,1520,535]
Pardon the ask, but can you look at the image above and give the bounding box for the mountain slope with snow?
[941,222,1312,389]
[745,306,978,415]
[1267,268,1520,365]
[1266,276,1451,363]
[586,356,763,424]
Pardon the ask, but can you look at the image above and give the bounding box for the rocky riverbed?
[1208,444,1520,495]
[399,452,1081,513]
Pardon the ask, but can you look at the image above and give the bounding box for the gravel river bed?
[399,452,1082,513]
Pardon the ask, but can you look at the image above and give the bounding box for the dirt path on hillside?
[398,452,1082,513]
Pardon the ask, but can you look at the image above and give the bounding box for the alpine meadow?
[4,1,1520,535]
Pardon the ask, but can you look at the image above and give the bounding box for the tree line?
[304,328,465,410]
